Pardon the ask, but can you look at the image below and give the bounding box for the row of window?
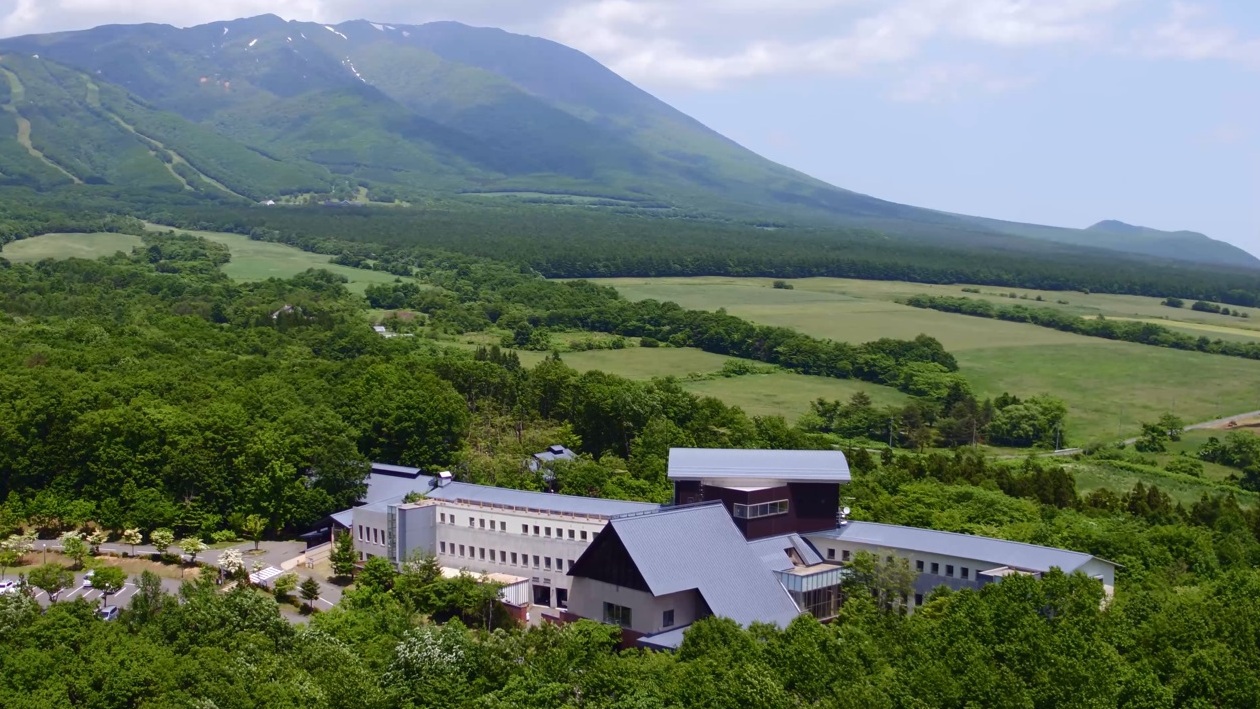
[732,500,789,520]
[439,541,575,572]
[825,547,972,580]
[357,525,385,546]
[438,513,590,542]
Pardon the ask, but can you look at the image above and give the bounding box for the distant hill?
[0,15,1253,269]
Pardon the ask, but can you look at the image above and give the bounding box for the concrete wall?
[568,577,703,636]
[396,503,437,564]
[352,507,390,562]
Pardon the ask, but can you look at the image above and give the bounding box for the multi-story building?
[331,463,657,611]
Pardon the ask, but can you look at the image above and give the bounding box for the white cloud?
[1134,1,1260,66]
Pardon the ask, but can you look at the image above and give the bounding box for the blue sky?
[2,0,1257,253]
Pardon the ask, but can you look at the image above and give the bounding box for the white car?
[96,606,120,622]
[82,570,95,587]
[0,580,17,595]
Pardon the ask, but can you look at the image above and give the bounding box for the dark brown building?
[668,448,850,541]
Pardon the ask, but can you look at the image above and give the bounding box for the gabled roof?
[667,448,850,483]
[591,503,800,628]
[809,521,1109,573]
[363,468,434,504]
[746,533,824,574]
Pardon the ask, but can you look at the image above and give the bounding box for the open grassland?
[1,232,143,262]
[682,372,909,420]
[557,347,736,380]
[144,224,415,293]
[592,277,1260,441]
[1071,461,1257,507]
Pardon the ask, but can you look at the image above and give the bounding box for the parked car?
[96,606,120,622]
[0,580,17,595]
[82,570,95,587]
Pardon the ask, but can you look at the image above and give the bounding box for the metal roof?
[746,533,824,574]
[330,509,354,528]
[608,504,800,628]
[809,521,1107,573]
[667,448,850,483]
[425,481,658,519]
[637,625,690,650]
[363,470,435,504]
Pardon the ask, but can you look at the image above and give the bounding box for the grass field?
[591,277,1260,442]
[143,224,416,293]
[683,372,909,420]
[557,348,735,379]
[1,232,143,262]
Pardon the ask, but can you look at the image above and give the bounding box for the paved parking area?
[28,570,183,610]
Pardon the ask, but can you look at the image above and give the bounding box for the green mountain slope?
[0,15,1252,268]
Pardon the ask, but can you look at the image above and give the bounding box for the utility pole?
[888,417,894,449]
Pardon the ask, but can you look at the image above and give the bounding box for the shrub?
[639,336,661,348]
[771,280,793,290]
[210,530,238,544]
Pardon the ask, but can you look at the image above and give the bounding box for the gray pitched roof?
[746,533,824,574]
[608,503,800,628]
[810,522,1107,573]
[363,470,435,504]
[667,448,850,483]
[425,481,658,519]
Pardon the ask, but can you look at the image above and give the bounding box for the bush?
[210,530,238,544]
[1162,297,1185,308]
[639,336,661,348]
[771,280,793,290]
[1165,456,1204,478]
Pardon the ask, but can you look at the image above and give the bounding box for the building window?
[469,518,475,527]
[568,529,575,540]
[916,560,924,572]
[663,610,675,628]
[359,551,364,561]
[511,552,518,565]
[533,525,540,536]
[479,548,486,560]
[915,594,923,606]
[459,545,465,556]
[732,500,789,519]
[931,562,939,574]
[842,550,851,562]
[500,551,507,563]
[440,542,447,554]
[522,524,529,534]
[440,513,446,524]
[581,531,588,541]
[961,567,969,580]
[499,521,506,532]
[945,565,954,578]
[545,557,552,570]
[545,527,552,537]
[827,548,835,560]
[479,519,486,529]
[357,525,363,541]
[568,559,575,570]
[603,602,632,628]
[555,557,563,570]
[533,555,540,568]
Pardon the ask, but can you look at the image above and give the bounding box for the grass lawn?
[1070,461,1256,507]
[683,372,909,419]
[555,347,735,380]
[143,224,419,294]
[591,276,1260,441]
[1,232,144,262]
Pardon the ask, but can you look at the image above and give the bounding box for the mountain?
[0,15,1253,269]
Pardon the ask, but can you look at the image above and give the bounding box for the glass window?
[479,548,486,560]
[732,500,789,519]
[439,514,446,524]
[842,550,851,562]
[581,531,588,541]
[961,567,969,579]
[468,518,475,527]
[931,562,939,574]
[827,548,835,560]
[440,542,447,554]
[545,557,552,570]
[511,552,518,565]
[568,529,575,540]
[459,545,465,556]
[568,559,575,569]
[500,521,507,531]
[555,557,563,569]
[916,560,924,572]
[663,610,675,628]
[479,519,486,529]
[357,525,363,541]
[533,555,540,568]
[545,527,551,537]
[522,524,529,534]
[489,549,496,561]
[500,551,507,562]
[603,602,632,628]
[945,565,954,577]
[533,526,540,536]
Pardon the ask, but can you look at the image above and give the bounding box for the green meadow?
[591,276,1260,442]
[1,232,143,261]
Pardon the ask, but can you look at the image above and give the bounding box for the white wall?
[568,577,702,635]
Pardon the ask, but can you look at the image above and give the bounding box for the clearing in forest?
[2,232,143,262]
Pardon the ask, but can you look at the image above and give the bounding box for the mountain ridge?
[0,15,1253,269]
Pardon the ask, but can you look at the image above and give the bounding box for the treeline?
[905,294,1260,360]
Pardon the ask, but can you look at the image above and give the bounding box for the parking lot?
[25,569,184,610]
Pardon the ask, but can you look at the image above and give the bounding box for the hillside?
[0,15,1252,268]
